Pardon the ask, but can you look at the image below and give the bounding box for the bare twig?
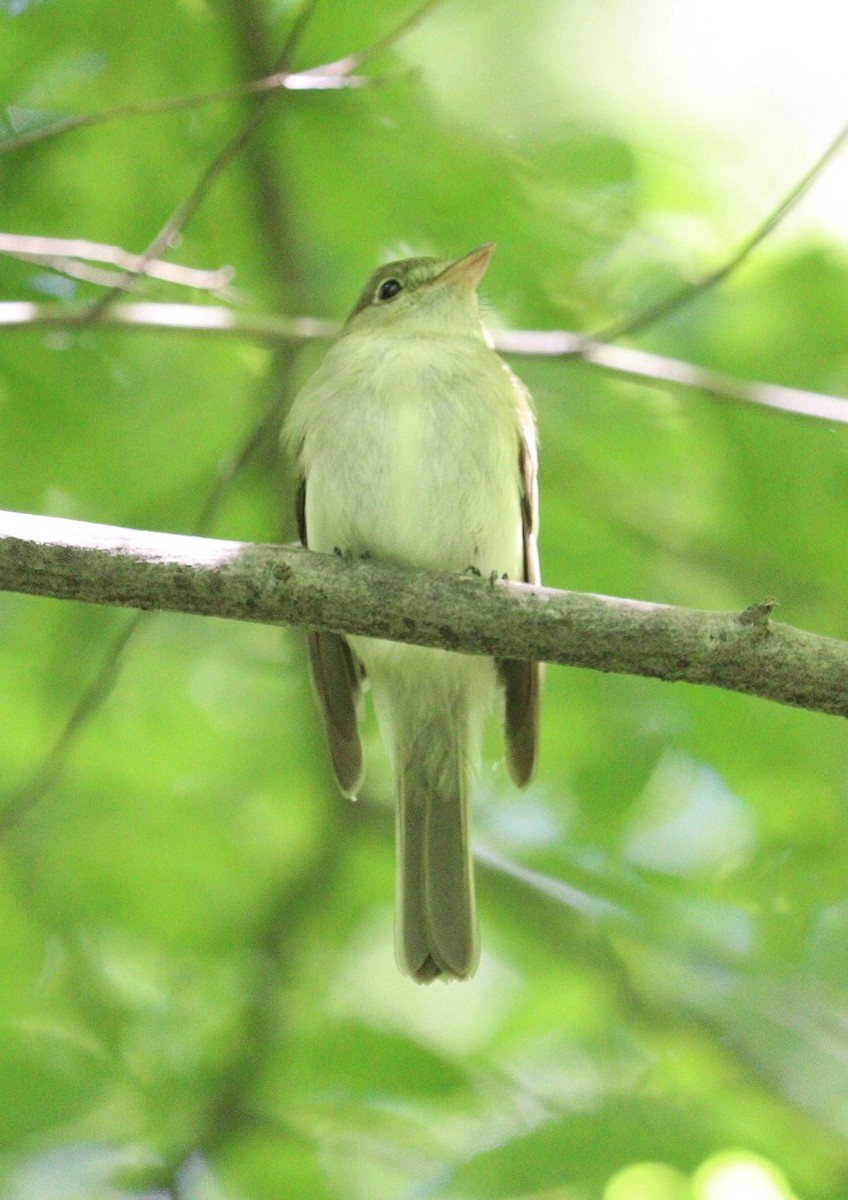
[0,299,337,339]
[320,0,449,75]
[0,510,845,720]
[3,299,844,425]
[0,0,443,156]
[0,612,144,835]
[591,116,848,344]
[81,0,445,312]
[493,329,848,425]
[0,232,234,292]
[0,377,294,834]
[0,67,370,155]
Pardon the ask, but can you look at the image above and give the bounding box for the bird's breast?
[303,336,524,578]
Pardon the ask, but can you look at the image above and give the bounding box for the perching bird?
[284,243,540,981]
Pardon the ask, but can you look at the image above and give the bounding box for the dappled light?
[0,1,846,1197]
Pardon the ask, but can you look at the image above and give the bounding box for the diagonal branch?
[0,380,295,834]
[590,115,848,344]
[79,0,356,315]
[0,509,845,720]
[0,0,443,155]
[494,329,848,425]
[0,67,370,155]
[0,232,235,292]
[0,612,145,836]
[2,299,845,425]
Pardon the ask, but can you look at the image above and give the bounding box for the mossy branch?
[0,510,845,719]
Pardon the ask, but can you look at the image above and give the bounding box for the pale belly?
[296,335,527,702]
[306,395,520,704]
[305,397,523,578]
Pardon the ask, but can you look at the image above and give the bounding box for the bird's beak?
[435,242,496,291]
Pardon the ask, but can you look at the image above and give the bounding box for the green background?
[1,1,847,1197]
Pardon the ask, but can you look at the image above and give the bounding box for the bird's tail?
[394,707,479,982]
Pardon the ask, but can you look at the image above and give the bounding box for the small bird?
[285,243,540,982]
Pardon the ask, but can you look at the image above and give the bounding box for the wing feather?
[296,476,364,798]
[498,399,541,787]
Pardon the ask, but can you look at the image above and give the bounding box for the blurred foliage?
[1,1,847,1197]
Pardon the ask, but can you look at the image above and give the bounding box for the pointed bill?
[435,242,496,291]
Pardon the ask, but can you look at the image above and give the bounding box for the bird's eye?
[377,278,402,302]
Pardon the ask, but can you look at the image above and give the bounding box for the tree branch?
[2,300,845,424]
[591,114,848,344]
[0,510,845,719]
[0,66,371,155]
[0,232,235,292]
[0,0,442,155]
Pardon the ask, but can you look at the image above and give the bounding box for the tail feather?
[396,714,478,982]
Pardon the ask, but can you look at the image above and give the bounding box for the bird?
[284,243,540,981]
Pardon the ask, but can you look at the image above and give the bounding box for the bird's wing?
[296,475,364,799]
[498,401,541,788]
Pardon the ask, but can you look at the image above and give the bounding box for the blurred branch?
[220,0,314,308]
[0,0,443,156]
[320,0,449,75]
[0,65,369,155]
[0,380,294,836]
[186,797,349,1172]
[81,11,306,317]
[0,612,145,837]
[0,0,335,834]
[593,115,848,343]
[0,232,235,292]
[1,509,845,720]
[149,14,350,1182]
[494,329,848,425]
[3,299,845,424]
[0,299,335,337]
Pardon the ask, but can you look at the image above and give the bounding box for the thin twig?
[0,67,370,155]
[0,0,443,156]
[82,109,271,319]
[0,232,234,291]
[0,299,338,341]
[591,116,848,344]
[261,0,450,83]
[341,0,449,68]
[3,299,845,425]
[80,0,338,317]
[0,612,143,835]
[277,0,322,67]
[493,329,848,425]
[0,376,294,835]
[0,1,333,833]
